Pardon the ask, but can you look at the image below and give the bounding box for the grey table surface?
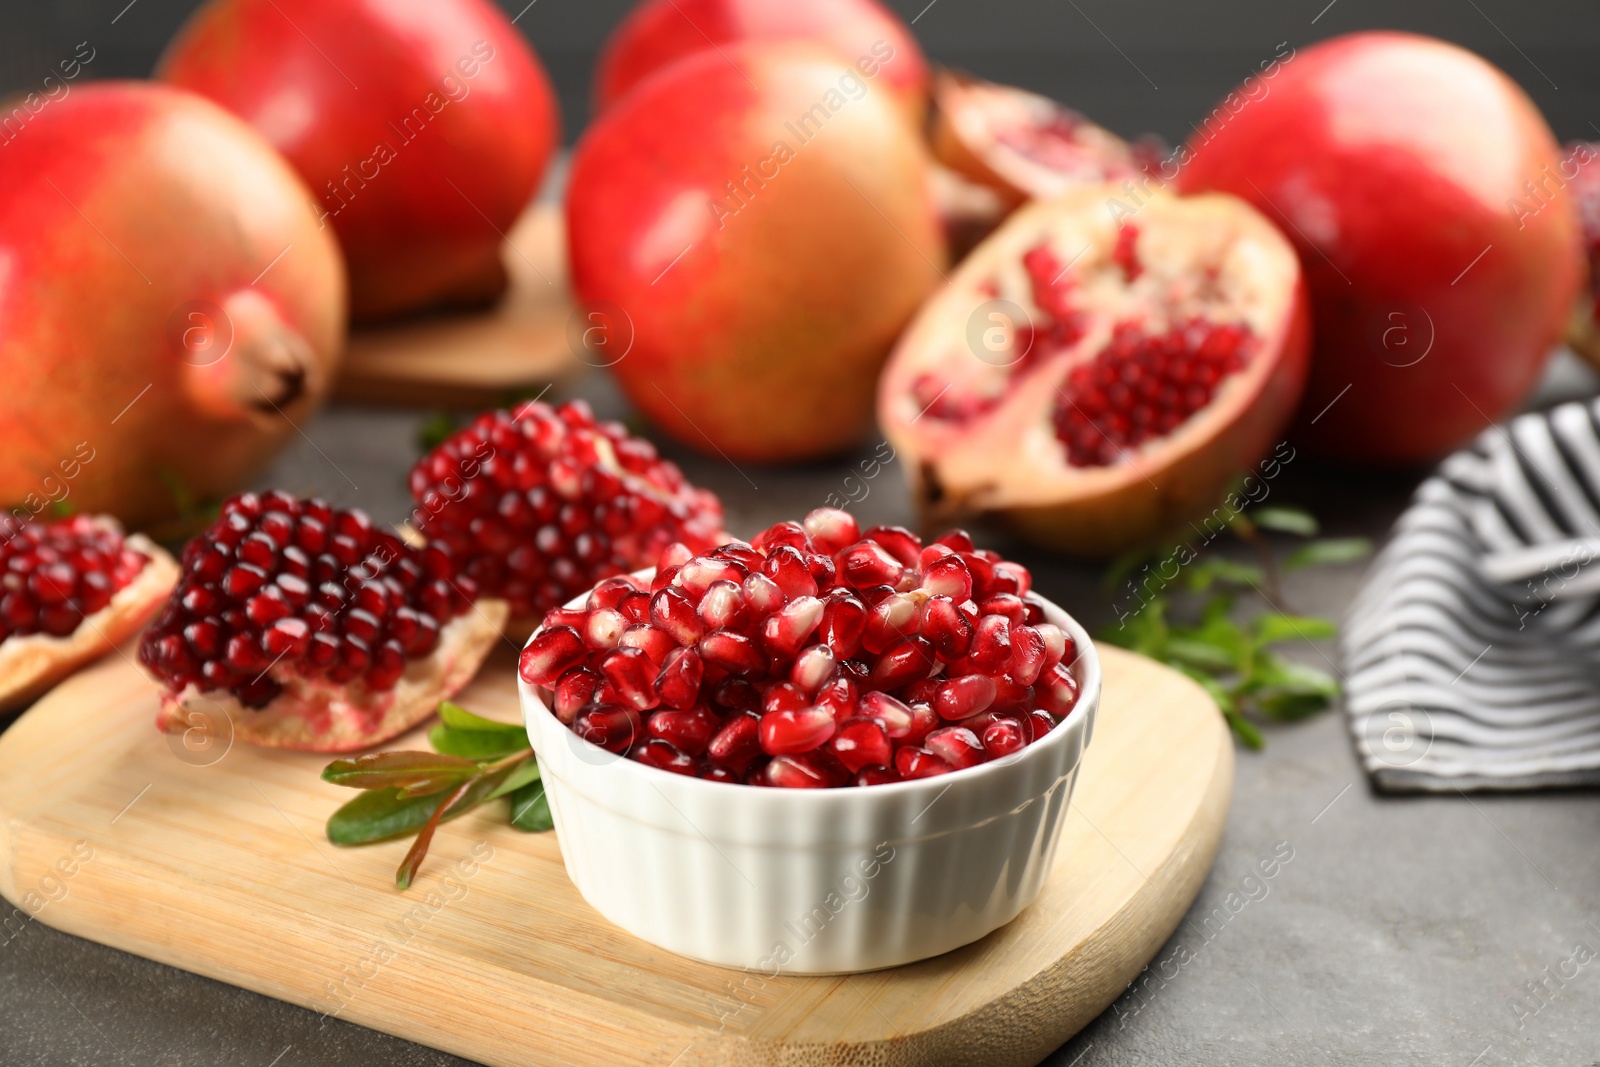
[4,357,1600,1067]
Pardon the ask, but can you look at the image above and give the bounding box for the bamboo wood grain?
[0,643,1231,1067]
[333,203,589,407]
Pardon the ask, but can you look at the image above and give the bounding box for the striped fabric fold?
[1343,398,1600,792]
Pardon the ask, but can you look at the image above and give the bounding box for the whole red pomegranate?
[595,0,929,119]
[1177,32,1582,465]
[567,44,945,463]
[0,82,344,530]
[159,0,559,322]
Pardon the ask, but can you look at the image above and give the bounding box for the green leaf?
[509,778,553,832]
[1253,613,1338,646]
[321,751,480,794]
[1163,637,1238,673]
[1284,537,1372,570]
[1103,547,1155,592]
[438,701,527,735]
[326,787,466,846]
[1245,652,1340,721]
[1175,664,1238,716]
[416,412,459,453]
[1100,597,1169,658]
[1250,506,1319,537]
[396,778,476,890]
[1182,557,1265,592]
[485,755,541,801]
[429,725,532,761]
[1224,708,1266,749]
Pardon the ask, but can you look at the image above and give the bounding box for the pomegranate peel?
[879,184,1310,556]
[0,518,178,712]
[930,71,1152,211]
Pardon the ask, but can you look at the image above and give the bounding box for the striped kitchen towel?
[1343,398,1600,792]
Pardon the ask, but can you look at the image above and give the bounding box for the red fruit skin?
[1177,31,1582,465]
[567,44,945,463]
[0,82,344,529]
[595,0,929,119]
[159,0,559,323]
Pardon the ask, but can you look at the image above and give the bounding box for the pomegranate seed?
[655,646,704,709]
[600,646,660,711]
[801,507,860,554]
[982,717,1027,758]
[701,765,740,783]
[967,615,1012,673]
[855,765,902,786]
[895,746,954,779]
[677,556,745,598]
[618,623,676,666]
[759,707,836,754]
[762,545,818,599]
[698,579,748,631]
[763,681,809,715]
[554,666,602,723]
[699,629,765,675]
[819,593,867,658]
[583,608,627,650]
[1010,625,1048,685]
[1029,709,1058,739]
[936,675,997,720]
[861,592,919,655]
[980,594,1028,626]
[926,726,985,770]
[763,753,839,789]
[1037,662,1081,716]
[762,595,823,656]
[831,717,892,773]
[631,738,698,776]
[752,522,809,552]
[1035,623,1068,669]
[742,572,785,615]
[869,636,936,690]
[921,595,973,661]
[863,525,922,569]
[920,554,973,600]
[708,711,763,772]
[836,540,905,589]
[587,575,642,611]
[572,704,640,754]
[650,586,705,645]
[789,645,835,696]
[0,516,152,646]
[520,626,586,686]
[814,674,860,722]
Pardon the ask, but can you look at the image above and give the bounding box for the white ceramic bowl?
[519,581,1100,974]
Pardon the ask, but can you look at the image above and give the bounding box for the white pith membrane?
[880,185,1301,514]
[0,529,178,711]
[154,598,508,753]
[933,73,1142,203]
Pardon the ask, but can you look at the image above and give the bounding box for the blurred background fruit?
[1177,31,1583,466]
[566,43,945,463]
[159,0,559,323]
[594,0,929,119]
[880,186,1309,554]
[0,81,345,529]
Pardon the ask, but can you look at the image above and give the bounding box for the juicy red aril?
[408,401,723,623]
[1053,317,1255,467]
[0,515,150,643]
[831,717,892,774]
[1112,223,1142,282]
[532,508,1081,786]
[759,707,835,755]
[140,494,473,709]
[572,704,641,753]
[520,625,586,686]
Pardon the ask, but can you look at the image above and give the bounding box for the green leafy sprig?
[1099,505,1371,749]
[322,702,552,889]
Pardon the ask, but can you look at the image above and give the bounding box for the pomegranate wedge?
[0,515,178,712]
[879,185,1310,555]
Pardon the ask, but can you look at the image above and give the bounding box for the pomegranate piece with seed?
[527,509,1082,787]
[0,514,178,711]
[140,492,507,752]
[879,183,1309,557]
[409,400,724,632]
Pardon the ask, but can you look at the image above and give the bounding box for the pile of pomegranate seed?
[520,509,1081,788]
[1053,317,1255,466]
[139,492,477,709]
[410,401,724,623]
[0,516,150,640]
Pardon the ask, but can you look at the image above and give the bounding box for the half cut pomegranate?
[879,185,1310,555]
[0,515,178,711]
[139,492,507,752]
[930,72,1156,211]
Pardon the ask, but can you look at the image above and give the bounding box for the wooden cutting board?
[333,203,589,407]
[0,643,1231,1067]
